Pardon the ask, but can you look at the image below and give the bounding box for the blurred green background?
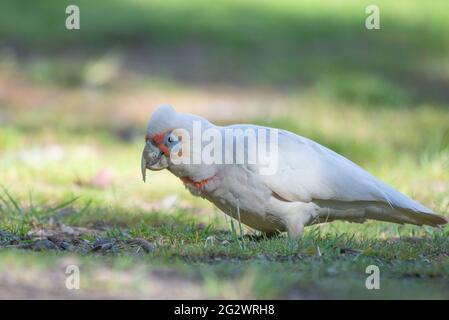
[0,0,448,299]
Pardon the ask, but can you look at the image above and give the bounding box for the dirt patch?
[0,223,157,255]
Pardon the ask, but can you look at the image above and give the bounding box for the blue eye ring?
[165,133,178,145]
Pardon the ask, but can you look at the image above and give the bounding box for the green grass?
[1,190,449,299]
[2,0,449,105]
[1,0,449,299]
[0,114,448,298]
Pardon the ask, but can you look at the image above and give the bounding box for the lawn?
[0,0,448,299]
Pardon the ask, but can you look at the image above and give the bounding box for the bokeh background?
[0,0,448,299]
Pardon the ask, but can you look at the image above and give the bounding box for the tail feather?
[314,199,448,227]
[365,206,448,227]
[352,180,446,227]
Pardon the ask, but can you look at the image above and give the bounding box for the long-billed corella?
[141,105,447,239]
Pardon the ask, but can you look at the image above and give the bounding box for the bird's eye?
[167,134,177,144]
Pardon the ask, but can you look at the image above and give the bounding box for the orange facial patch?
[146,131,171,156]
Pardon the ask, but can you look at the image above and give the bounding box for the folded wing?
[256,129,447,227]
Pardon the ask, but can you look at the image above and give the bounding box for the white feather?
[144,106,447,234]
[252,128,445,226]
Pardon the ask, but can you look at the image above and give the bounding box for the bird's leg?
[268,197,319,240]
[284,215,307,254]
[285,215,305,240]
[283,204,317,240]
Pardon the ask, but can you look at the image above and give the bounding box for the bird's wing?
[236,126,446,226]
[257,130,427,208]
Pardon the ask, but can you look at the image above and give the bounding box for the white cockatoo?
[141,105,447,239]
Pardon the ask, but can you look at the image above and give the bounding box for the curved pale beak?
[141,141,164,182]
[141,148,148,183]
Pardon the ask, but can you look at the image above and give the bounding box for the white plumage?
[142,105,447,238]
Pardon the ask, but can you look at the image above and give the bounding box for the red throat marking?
[181,175,216,190]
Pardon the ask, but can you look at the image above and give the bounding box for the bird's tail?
[367,180,448,227]
[314,200,448,227]
[365,206,448,227]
